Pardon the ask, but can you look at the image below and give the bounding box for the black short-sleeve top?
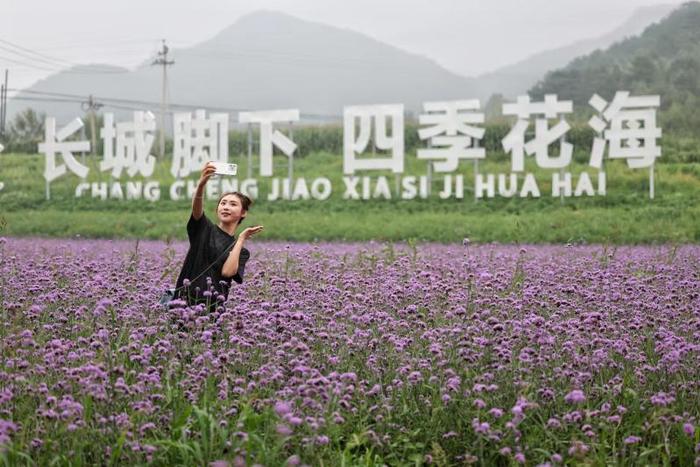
[175,213,249,304]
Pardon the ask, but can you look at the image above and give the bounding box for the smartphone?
[211,162,238,176]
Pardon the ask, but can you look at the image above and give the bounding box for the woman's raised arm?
[192,162,216,220]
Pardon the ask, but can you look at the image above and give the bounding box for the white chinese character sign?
[239,109,298,177]
[343,104,404,175]
[588,91,662,198]
[100,111,156,178]
[39,117,90,200]
[502,94,573,172]
[172,109,229,178]
[31,90,662,203]
[417,100,485,172]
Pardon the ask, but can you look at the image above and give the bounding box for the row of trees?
[0,107,595,155]
[2,106,698,163]
[1,108,46,153]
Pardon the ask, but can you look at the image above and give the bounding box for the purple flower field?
[1,237,699,466]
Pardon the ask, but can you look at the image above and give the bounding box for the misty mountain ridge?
[530,1,700,134]
[474,3,676,98]
[7,6,679,124]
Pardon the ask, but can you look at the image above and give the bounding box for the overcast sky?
[4,0,684,92]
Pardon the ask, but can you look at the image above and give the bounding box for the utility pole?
[151,40,174,158]
[0,83,4,139]
[0,70,8,138]
[81,95,103,156]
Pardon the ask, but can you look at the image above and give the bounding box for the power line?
[0,44,77,69]
[2,35,446,79]
[0,55,129,75]
[0,45,137,71]
[0,38,126,73]
[35,38,162,51]
[178,47,403,68]
[0,37,83,66]
[8,89,344,121]
[10,89,191,110]
[10,96,82,103]
[0,54,60,72]
[9,96,179,118]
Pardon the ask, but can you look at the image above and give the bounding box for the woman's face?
[217,194,246,225]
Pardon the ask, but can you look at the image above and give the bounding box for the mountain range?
[6,4,679,124]
[530,1,700,135]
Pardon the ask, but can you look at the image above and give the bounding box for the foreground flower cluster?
[1,237,699,466]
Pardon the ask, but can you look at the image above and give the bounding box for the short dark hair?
[218,191,253,210]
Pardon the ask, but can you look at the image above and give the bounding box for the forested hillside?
[530,2,700,135]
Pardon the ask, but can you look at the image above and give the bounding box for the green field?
[1,151,698,243]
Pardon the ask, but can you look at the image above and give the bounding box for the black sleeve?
[186,213,210,243]
[232,247,250,284]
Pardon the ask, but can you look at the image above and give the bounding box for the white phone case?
[211,162,238,176]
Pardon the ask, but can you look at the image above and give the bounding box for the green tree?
[6,107,46,153]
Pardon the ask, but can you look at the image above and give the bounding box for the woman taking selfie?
[173,161,263,308]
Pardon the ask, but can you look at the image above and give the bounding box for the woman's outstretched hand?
[239,225,264,241]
